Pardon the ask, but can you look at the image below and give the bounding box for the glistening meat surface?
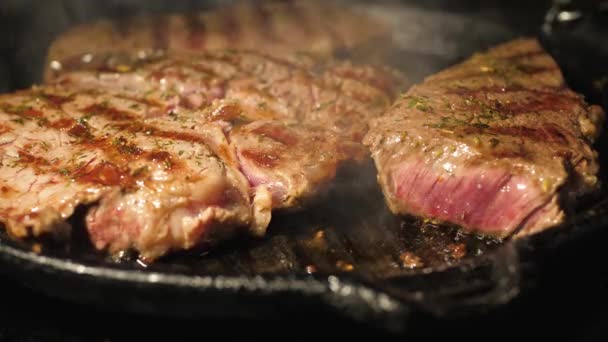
[54,50,405,209]
[364,38,604,238]
[1,51,403,260]
[0,88,253,261]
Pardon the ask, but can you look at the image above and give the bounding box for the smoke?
[0,0,555,271]
[0,0,551,90]
[348,0,536,83]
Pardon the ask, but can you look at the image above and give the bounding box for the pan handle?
[543,0,606,32]
[541,0,608,107]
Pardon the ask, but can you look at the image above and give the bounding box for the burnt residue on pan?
[0,0,517,276]
[0,161,501,279]
[155,174,500,279]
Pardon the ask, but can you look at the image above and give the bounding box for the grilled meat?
[0,88,254,260]
[53,50,405,208]
[44,0,390,82]
[364,38,604,238]
[55,51,402,141]
[1,51,403,260]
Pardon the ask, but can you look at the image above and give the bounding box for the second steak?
[364,38,604,239]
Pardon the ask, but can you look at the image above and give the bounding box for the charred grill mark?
[110,120,224,162]
[461,124,571,146]
[1,103,43,118]
[75,160,132,187]
[82,104,136,121]
[148,128,206,145]
[126,50,394,124]
[496,93,582,114]
[237,51,396,111]
[249,123,299,146]
[9,121,178,187]
[117,122,206,146]
[502,49,545,61]
[112,94,164,108]
[185,14,206,50]
[540,124,571,145]
[149,60,219,82]
[18,151,51,169]
[81,135,180,177]
[67,120,94,140]
[445,86,583,119]
[2,97,196,184]
[37,92,75,108]
[240,149,280,168]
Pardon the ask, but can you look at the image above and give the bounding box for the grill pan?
[0,0,607,334]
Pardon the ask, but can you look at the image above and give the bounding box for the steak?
[0,88,254,260]
[44,0,390,82]
[364,38,604,238]
[1,51,403,260]
[53,50,405,208]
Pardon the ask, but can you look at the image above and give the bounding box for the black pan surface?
[0,0,607,334]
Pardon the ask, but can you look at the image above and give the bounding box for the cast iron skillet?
[0,0,607,333]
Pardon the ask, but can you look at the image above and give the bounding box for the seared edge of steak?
[2,51,404,259]
[0,87,256,260]
[53,50,405,209]
[231,119,366,209]
[364,38,604,238]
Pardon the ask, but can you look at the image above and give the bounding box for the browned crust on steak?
[365,38,604,238]
[2,50,404,260]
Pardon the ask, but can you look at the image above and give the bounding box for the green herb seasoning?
[406,96,433,113]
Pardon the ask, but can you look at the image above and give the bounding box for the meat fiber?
[0,88,253,260]
[54,50,405,209]
[1,51,403,260]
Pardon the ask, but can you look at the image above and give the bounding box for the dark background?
[0,1,607,340]
[0,271,606,341]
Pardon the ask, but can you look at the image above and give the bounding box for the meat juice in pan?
[0,1,604,269]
